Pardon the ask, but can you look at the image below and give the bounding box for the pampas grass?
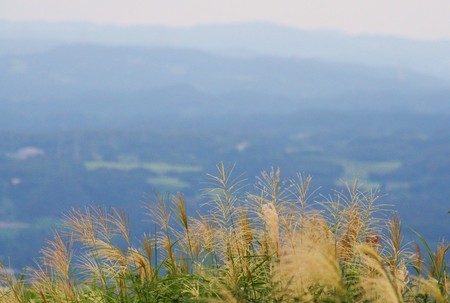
[0,164,448,302]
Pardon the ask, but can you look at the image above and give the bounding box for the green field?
[334,159,402,189]
[84,161,202,174]
[146,176,189,189]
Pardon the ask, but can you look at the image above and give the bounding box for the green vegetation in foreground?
[0,164,448,303]
[84,161,202,174]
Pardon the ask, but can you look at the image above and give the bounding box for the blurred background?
[0,0,449,269]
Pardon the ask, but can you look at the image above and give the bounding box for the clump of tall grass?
[0,164,448,302]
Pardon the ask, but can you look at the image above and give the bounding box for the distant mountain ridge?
[1,21,449,130]
[1,20,450,81]
[1,44,448,123]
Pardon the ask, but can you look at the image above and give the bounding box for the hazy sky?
[1,0,450,40]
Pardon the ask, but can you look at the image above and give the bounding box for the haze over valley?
[0,20,449,269]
